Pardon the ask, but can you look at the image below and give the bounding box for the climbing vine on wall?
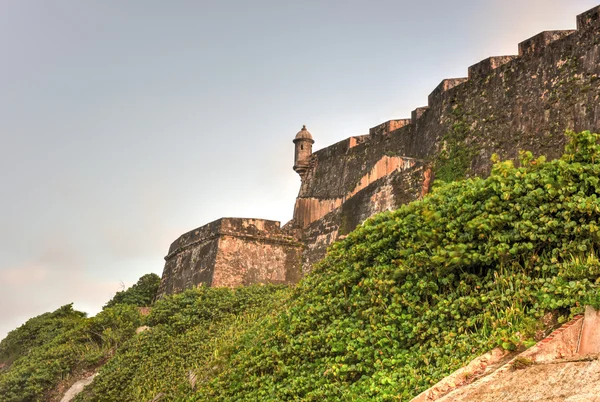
[434,105,479,182]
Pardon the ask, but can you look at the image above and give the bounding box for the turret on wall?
[293,125,314,179]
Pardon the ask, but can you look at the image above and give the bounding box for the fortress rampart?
[158,5,600,297]
[157,218,302,296]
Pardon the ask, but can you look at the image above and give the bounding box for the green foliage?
[191,130,600,401]
[76,284,288,402]
[104,273,161,309]
[0,304,85,366]
[434,105,479,182]
[0,287,147,401]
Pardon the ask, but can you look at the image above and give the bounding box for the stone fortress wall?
[157,5,600,297]
[157,218,302,297]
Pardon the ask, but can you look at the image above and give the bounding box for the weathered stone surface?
[369,119,411,136]
[437,359,600,402]
[293,155,421,229]
[157,218,302,297]
[578,305,600,355]
[468,56,518,79]
[428,78,468,106]
[411,348,511,402]
[518,30,576,56]
[300,161,428,271]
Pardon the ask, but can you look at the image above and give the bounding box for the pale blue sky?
[1,0,598,339]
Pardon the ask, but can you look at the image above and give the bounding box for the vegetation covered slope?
[0,273,161,401]
[3,131,600,401]
[75,285,289,401]
[184,131,600,401]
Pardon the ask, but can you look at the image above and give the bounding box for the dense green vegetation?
[0,275,162,402]
[188,131,600,400]
[2,131,600,401]
[76,285,288,401]
[0,304,142,402]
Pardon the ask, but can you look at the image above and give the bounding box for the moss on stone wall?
[434,106,479,182]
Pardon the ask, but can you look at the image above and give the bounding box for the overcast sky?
[1,0,598,339]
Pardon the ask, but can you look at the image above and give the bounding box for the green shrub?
[104,273,161,309]
[0,304,85,366]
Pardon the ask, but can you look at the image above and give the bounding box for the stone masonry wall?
[300,162,429,271]
[157,220,222,296]
[157,218,302,298]
[297,6,600,195]
[294,154,424,228]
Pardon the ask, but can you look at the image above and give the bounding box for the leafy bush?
[104,273,161,309]
[0,304,85,367]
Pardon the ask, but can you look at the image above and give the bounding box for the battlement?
[411,106,430,122]
[577,5,600,30]
[468,56,518,79]
[369,119,411,136]
[518,30,576,56]
[428,78,468,106]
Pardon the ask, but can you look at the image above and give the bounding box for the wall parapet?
[369,119,412,136]
[428,78,468,106]
[577,5,600,30]
[165,218,299,261]
[468,56,518,79]
[518,30,576,56]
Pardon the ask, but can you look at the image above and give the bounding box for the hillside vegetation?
[2,131,600,401]
[0,274,161,401]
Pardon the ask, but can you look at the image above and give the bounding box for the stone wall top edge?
[167,217,283,256]
[218,217,281,226]
[312,135,373,159]
[312,17,586,162]
[518,30,577,56]
[165,219,297,261]
[577,5,600,30]
[427,78,469,107]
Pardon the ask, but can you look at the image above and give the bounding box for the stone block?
[428,78,468,106]
[577,5,600,30]
[468,56,518,79]
[411,106,429,122]
[518,30,576,56]
[578,305,600,355]
[369,119,411,136]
